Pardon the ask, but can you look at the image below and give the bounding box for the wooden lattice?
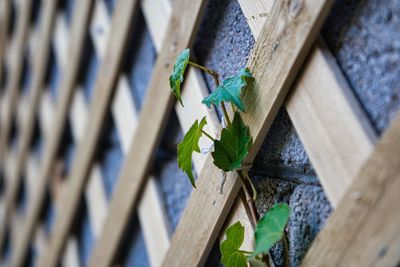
[0,0,398,267]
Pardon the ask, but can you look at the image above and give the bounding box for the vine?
[169,48,291,267]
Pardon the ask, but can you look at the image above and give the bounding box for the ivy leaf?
[177,117,207,187]
[220,222,247,267]
[202,68,254,112]
[227,252,247,267]
[169,48,190,106]
[252,203,290,257]
[212,112,252,172]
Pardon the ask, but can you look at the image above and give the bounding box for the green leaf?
[227,252,247,267]
[212,112,252,172]
[202,68,254,112]
[252,203,290,257]
[220,222,247,267]
[169,48,190,106]
[177,117,207,187]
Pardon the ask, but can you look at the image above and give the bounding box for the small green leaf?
[169,48,190,106]
[177,117,207,187]
[220,222,246,267]
[212,112,252,172]
[227,252,247,267]
[202,68,254,112]
[252,203,290,257]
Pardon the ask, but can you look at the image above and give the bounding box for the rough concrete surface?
[322,0,400,134]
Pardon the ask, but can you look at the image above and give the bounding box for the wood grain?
[10,1,93,266]
[302,111,400,267]
[87,0,208,266]
[162,0,333,265]
[286,39,377,206]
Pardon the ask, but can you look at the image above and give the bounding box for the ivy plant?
[221,203,291,267]
[169,49,291,267]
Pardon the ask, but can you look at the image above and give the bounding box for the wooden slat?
[10,1,93,266]
[286,40,377,206]
[220,194,255,252]
[0,0,56,256]
[62,237,80,267]
[162,1,333,265]
[33,226,47,266]
[90,0,109,58]
[36,1,142,266]
[53,13,69,69]
[137,177,171,267]
[87,0,208,266]
[238,0,377,208]
[140,0,171,51]
[303,111,400,266]
[39,90,55,139]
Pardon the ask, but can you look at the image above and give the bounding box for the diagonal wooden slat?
[162,0,333,265]
[302,111,400,266]
[0,0,57,256]
[10,1,93,266]
[87,0,209,266]
[286,40,377,205]
[36,1,142,266]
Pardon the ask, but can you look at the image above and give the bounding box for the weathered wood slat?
[162,1,333,265]
[302,111,400,266]
[286,40,377,205]
[10,1,93,266]
[87,1,208,266]
[36,1,142,266]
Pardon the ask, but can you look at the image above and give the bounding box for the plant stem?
[187,61,233,127]
[242,170,257,201]
[238,250,253,255]
[188,61,220,86]
[282,232,290,267]
[201,129,215,142]
[221,102,232,127]
[237,170,257,227]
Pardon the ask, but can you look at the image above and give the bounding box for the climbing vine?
[169,48,290,267]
